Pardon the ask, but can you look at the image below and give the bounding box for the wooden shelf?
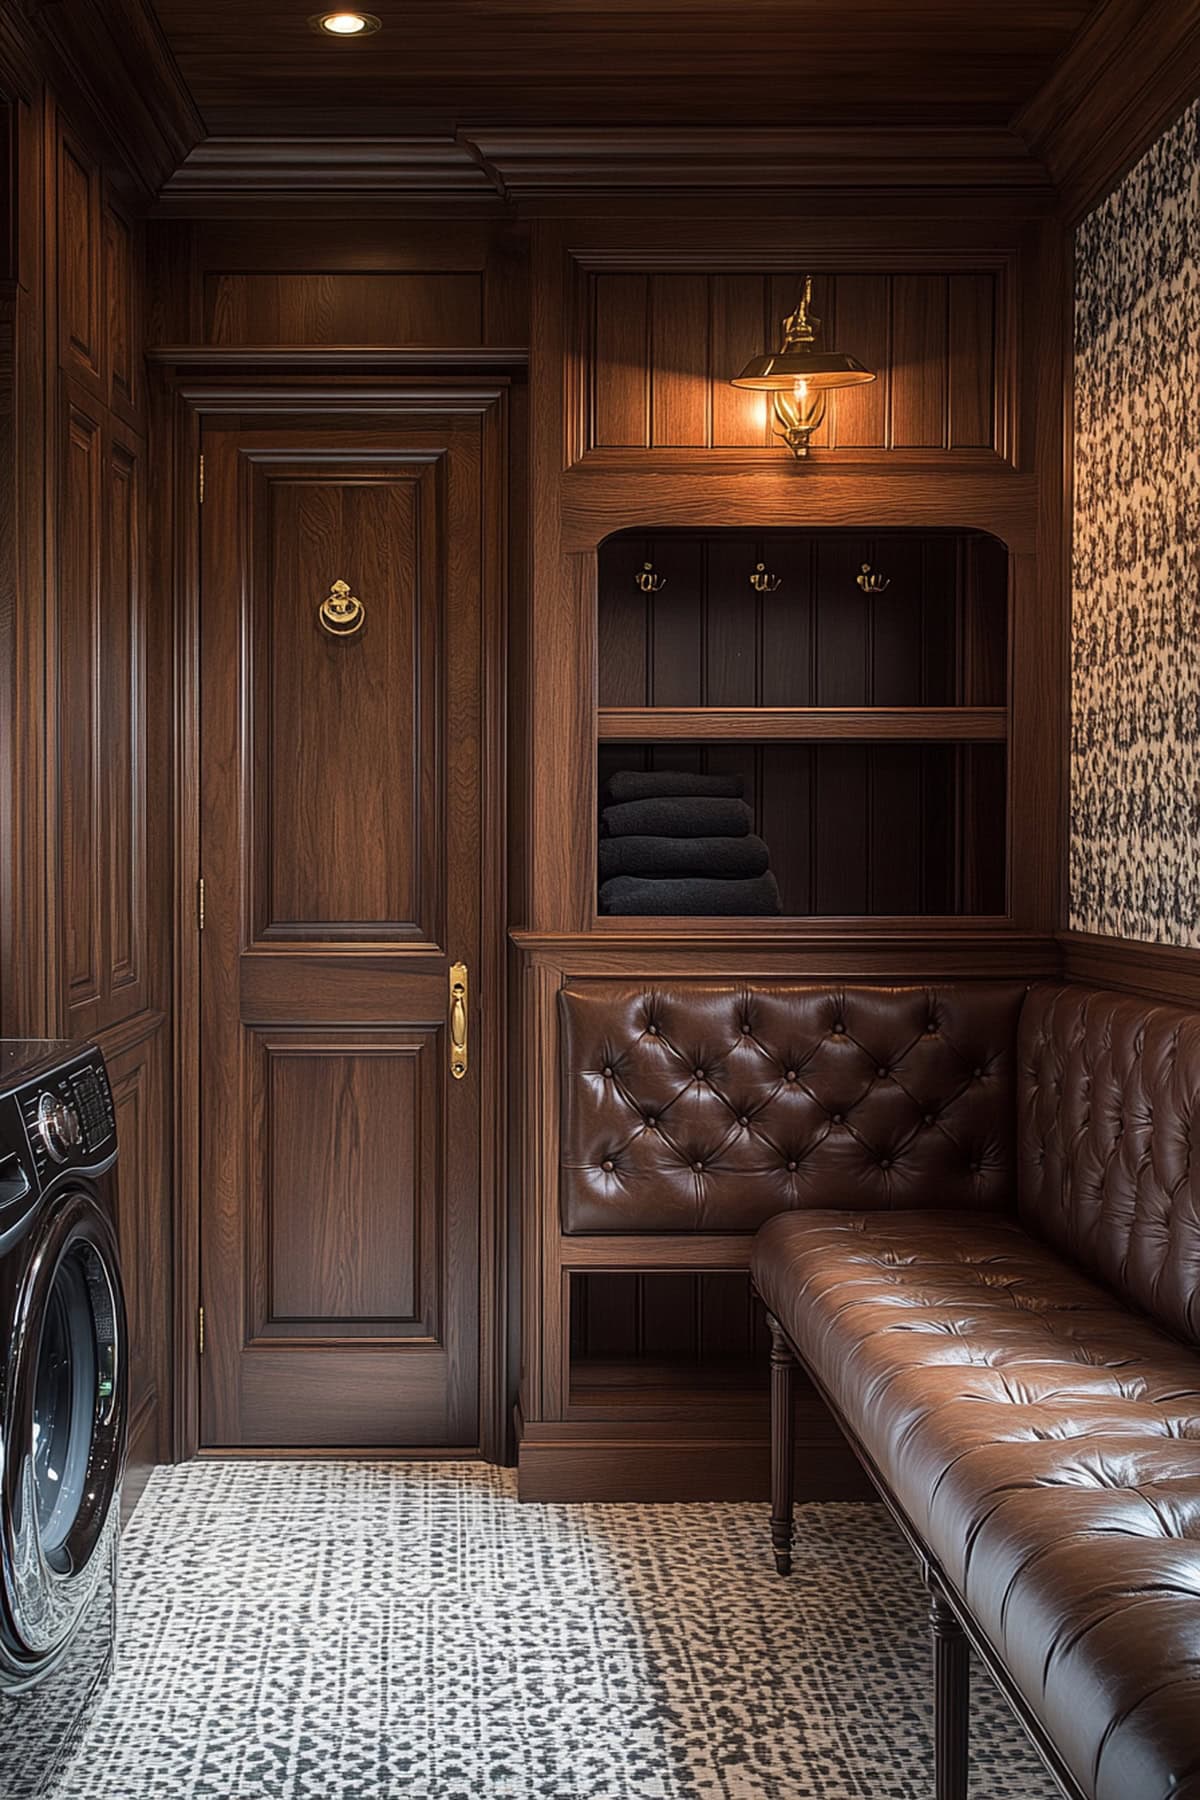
[569,1356,767,1406]
[598,706,1007,742]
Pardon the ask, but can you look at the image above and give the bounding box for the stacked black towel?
[598,770,782,916]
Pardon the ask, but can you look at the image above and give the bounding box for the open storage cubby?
[569,1271,771,1409]
[597,527,1009,919]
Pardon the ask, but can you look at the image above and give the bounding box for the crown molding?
[22,0,203,201]
[463,126,1054,202]
[1015,0,1200,222]
[155,135,508,216]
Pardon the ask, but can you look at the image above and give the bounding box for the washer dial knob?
[36,1091,81,1163]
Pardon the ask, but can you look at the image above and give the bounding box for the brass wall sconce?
[730,276,877,460]
[749,562,782,593]
[635,561,667,593]
[856,564,891,594]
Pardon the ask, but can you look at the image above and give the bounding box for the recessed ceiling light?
[312,11,381,35]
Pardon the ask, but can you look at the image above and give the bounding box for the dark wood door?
[199,415,486,1447]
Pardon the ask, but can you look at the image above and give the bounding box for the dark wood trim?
[513,926,1060,958]
[1015,0,1200,222]
[466,126,1054,203]
[147,346,530,377]
[196,1445,485,1462]
[598,706,1007,743]
[516,1409,869,1504]
[1058,930,1200,1008]
[21,0,202,202]
[151,369,201,1462]
[155,135,507,217]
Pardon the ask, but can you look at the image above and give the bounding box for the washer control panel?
[36,1089,82,1163]
[67,1062,116,1154]
[15,1049,116,1182]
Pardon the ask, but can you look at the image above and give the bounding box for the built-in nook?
[596,527,1009,918]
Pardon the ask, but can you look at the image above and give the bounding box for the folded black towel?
[601,796,753,839]
[598,833,771,880]
[606,769,744,803]
[599,873,782,916]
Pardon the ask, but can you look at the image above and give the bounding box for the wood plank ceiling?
[147,1,1099,135]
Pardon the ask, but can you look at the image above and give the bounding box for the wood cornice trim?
[22,0,203,201]
[1058,930,1200,1007]
[1015,0,1200,222]
[147,346,529,375]
[146,347,528,417]
[464,126,1054,201]
[155,135,508,216]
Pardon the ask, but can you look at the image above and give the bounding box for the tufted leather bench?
[753,983,1200,1800]
[559,980,1027,1232]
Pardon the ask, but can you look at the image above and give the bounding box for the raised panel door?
[199,416,486,1447]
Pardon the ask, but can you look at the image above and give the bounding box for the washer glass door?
[3,1191,127,1670]
[34,1246,110,1565]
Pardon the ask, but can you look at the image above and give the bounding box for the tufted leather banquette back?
[1019,983,1200,1346]
[559,981,1028,1233]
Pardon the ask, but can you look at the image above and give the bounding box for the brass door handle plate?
[319,579,365,636]
[449,962,468,1080]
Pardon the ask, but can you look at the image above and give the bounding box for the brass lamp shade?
[730,275,877,458]
[730,349,876,392]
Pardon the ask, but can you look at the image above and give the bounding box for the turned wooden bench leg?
[766,1313,796,1576]
[929,1582,970,1800]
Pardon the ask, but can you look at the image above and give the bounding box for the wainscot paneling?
[204,271,485,347]
[58,386,150,1039]
[582,268,1004,464]
[103,1012,170,1470]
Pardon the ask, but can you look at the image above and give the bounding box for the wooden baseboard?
[193,1444,485,1461]
[516,1412,871,1503]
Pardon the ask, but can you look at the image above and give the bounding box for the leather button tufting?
[601,1160,614,1172]
[830,1112,844,1125]
[692,1160,704,1172]
[880,1158,891,1170]
[557,978,1029,1233]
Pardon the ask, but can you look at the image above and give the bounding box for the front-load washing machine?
[0,1040,128,1796]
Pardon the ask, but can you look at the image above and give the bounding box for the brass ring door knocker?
[319,579,365,636]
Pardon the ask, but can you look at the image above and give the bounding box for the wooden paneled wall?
[581,268,1004,461]
[52,107,171,1493]
[0,59,172,1500]
[148,219,530,349]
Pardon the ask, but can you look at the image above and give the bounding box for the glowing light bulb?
[316,11,379,34]
[794,377,809,403]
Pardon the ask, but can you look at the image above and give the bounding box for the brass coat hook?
[634,561,667,594]
[856,563,891,594]
[319,579,365,636]
[750,562,782,593]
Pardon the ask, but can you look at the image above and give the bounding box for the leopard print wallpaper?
[1070,99,1200,943]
